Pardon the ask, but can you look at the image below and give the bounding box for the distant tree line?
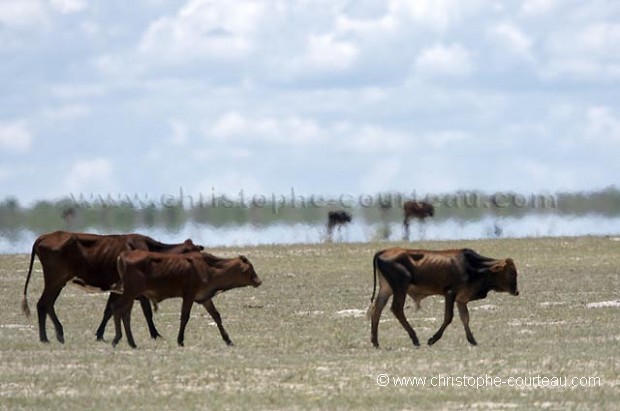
[0,187,619,238]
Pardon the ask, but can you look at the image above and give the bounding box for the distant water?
[2,214,620,254]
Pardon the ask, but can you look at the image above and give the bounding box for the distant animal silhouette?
[403,201,434,240]
[326,210,352,242]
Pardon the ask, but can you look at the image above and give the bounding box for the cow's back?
[119,250,201,302]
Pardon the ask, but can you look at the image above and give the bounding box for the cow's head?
[183,239,204,253]
[426,205,435,217]
[490,258,519,296]
[237,255,262,288]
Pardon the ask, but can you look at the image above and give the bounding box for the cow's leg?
[391,290,420,347]
[121,300,136,349]
[112,307,122,347]
[37,286,65,343]
[36,296,49,343]
[369,287,392,348]
[138,296,161,340]
[457,302,477,346]
[428,291,455,346]
[96,293,115,341]
[419,219,426,240]
[177,297,194,347]
[203,300,233,346]
[403,219,410,241]
[111,296,133,347]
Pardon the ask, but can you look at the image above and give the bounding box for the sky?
[0,0,619,205]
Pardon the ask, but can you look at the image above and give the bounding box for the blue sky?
[1,0,619,205]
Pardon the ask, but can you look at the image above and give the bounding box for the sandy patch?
[509,319,566,326]
[295,310,324,316]
[335,309,366,318]
[586,300,620,308]
[538,301,565,307]
[472,304,498,311]
[0,323,32,329]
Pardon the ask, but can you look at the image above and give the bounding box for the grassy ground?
[0,237,619,410]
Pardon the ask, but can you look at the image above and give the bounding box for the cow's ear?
[505,258,514,266]
[489,261,506,273]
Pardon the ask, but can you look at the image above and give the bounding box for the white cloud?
[414,43,474,77]
[0,121,33,152]
[207,111,323,145]
[64,158,114,193]
[295,33,359,72]
[547,23,620,59]
[207,111,418,153]
[542,23,620,80]
[520,0,558,16]
[586,106,620,144]
[390,0,465,31]
[94,53,144,77]
[346,124,411,152]
[424,130,470,148]
[488,22,533,59]
[168,119,188,145]
[0,0,48,27]
[334,13,397,36]
[139,0,268,63]
[42,104,90,121]
[50,83,107,100]
[50,0,86,14]
[361,160,402,192]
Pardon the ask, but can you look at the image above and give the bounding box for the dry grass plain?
[0,236,619,410]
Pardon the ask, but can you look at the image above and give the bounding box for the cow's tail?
[114,255,158,312]
[366,250,383,320]
[111,255,126,294]
[21,239,41,317]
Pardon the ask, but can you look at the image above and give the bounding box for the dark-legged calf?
[112,251,262,348]
[368,247,519,348]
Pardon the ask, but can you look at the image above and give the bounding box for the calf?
[367,247,519,348]
[112,251,262,348]
[21,231,203,343]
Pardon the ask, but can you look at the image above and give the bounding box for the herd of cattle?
[20,202,519,349]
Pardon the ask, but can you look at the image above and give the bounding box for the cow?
[403,200,434,240]
[367,247,519,348]
[326,210,352,242]
[21,230,204,344]
[111,251,262,348]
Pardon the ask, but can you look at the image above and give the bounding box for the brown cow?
[367,247,519,348]
[21,231,203,343]
[111,251,262,348]
[403,200,434,240]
